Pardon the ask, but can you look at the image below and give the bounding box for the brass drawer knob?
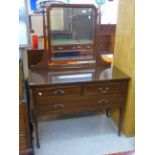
[58,47,63,50]
[38,92,42,96]
[71,46,76,50]
[53,103,64,109]
[98,87,109,93]
[86,45,91,49]
[98,99,109,104]
[77,45,81,49]
[54,89,64,95]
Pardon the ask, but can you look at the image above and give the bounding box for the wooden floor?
[105,150,135,155]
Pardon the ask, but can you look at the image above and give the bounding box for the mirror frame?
[46,4,98,68]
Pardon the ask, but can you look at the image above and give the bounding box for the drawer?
[80,44,93,50]
[52,44,93,51]
[82,95,124,108]
[83,82,128,96]
[37,94,123,115]
[35,85,81,98]
[37,98,80,113]
[53,45,77,51]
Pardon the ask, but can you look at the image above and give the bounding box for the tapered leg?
[33,114,40,148]
[36,121,40,148]
[118,106,123,136]
[106,109,110,117]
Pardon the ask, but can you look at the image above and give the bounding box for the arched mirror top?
[36,4,99,69]
[46,4,97,48]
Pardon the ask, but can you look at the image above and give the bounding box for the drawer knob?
[98,87,109,93]
[38,92,42,96]
[86,45,91,49]
[71,46,76,50]
[98,99,109,104]
[54,89,64,95]
[58,47,63,50]
[53,103,64,109]
[77,45,81,49]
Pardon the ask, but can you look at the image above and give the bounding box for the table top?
[28,65,130,87]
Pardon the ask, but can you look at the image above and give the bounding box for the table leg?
[33,115,40,148]
[118,106,123,136]
[106,109,111,117]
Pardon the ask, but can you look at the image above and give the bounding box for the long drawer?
[35,85,81,99]
[83,81,128,96]
[52,44,93,51]
[37,94,124,116]
[37,98,79,113]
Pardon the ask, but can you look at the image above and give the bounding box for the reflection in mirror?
[46,5,97,67]
[99,68,112,79]
[50,7,95,45]
[51,73,93,83]
[30,72,45,84]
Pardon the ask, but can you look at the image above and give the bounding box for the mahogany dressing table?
[27,4,130,148]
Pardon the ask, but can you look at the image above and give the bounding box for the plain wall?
[111,0,135,136]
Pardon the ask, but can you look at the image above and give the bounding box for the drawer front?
[36,94,124,115]
[82,95,124,108]
[52,44,93,51]
[37,98,80,113]
[35,85,81,98]
[53,45,78,51]
[81,44,93,50]
[83,82,128,96]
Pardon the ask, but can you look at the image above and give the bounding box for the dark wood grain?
[36,95,123,116]
[27,24,116,69]
[19,104,34,154]
[96,24,116,55]
[28,66,129,87]
[29,4,98,69]
[27,49,44,68]
[27,4,129,148]
[28,65,129,148]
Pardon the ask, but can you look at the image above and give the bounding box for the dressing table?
[27,4,130,148]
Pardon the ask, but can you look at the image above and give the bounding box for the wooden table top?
[28,65,130,87]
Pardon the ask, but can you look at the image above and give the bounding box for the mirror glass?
[47,6,96,63]
[50,7,95,44]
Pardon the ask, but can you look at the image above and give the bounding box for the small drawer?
[80,44,93,50]
[38,99,67,112]
[37,98,80,114]
[37,94,124,115]
[36,85,81,98]
[53,45,78,51]
[52,46,65,51]
[83,95,124,107]
[83,82,127,96]
[68,46,77,50]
